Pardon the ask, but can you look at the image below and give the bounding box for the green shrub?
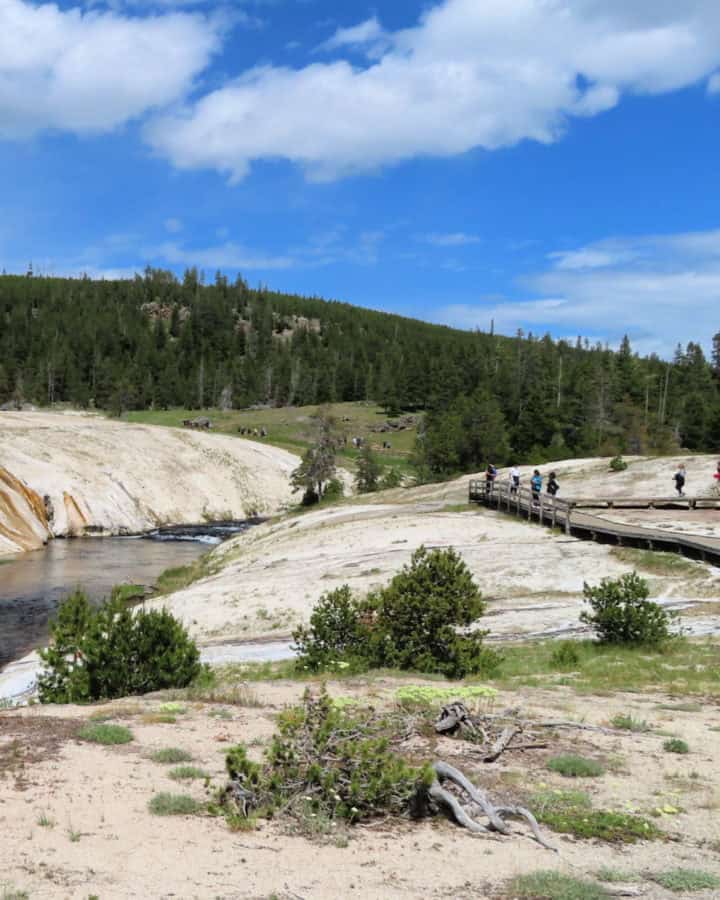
[611,714,650,733]
[663,738,689,754]
[610,455,628,472]
[151,747,193,764]
[77,723,133,745]
[651,869,720,892]
[321,478,344,502]
[38,590,203,703]
[510,870,610,900]
[550,641,580,669]
[547,754,605,778]
[222,688,434,826]
[148,793,202,816]
[580,573,673,646]
[380,467,403,490]
[293,546,501,679]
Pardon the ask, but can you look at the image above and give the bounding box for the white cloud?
[147,0,720,181]
[153,240,295,270]
[0,0,220,138]
[423,232,482,247]
[438,228,720,356]
[317,17,389,57]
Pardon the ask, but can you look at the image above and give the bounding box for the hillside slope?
[151,455,720,647]
[0,412,299,555]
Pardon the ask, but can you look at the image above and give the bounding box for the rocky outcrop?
[0,411,299,556]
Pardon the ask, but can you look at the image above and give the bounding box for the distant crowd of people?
[484,463,559,501]
[484,459,720,500]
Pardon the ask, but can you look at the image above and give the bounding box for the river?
[0,522,256,670]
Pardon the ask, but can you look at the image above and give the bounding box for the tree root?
[430,761,557,851]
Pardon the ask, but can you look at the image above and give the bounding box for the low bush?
[293,546,501,678]
[663,738,689,754]
[611,714,650,733]
[222,688,434,827]
[151,747,193,764]
[547,754,605,778]
[77,723,133,745]
[580,572,673,646]
[651,868,720,892]
[148,793,202,816]
[610,455,628,472]
[38,590,204,703]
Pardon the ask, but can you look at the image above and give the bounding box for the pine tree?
[355,444,382,493]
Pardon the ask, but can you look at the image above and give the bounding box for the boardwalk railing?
[468,479,720,567]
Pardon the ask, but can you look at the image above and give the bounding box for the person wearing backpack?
[673,464,686,497]
[485,462,498,494]
[531,469,542,503]
[547,471,560,497]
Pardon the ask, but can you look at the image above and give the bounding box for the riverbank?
[0,410,299,555]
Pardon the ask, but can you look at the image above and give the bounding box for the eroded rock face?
[0,412,299,555]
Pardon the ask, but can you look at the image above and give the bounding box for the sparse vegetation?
[148,793,202,816]
[154,556,214,596]
[610,455,628,471]
[36,812,55,828]
[595,867,638,883]
[168,766,210,781]
[77,723,133,745]
[293,546,501,678]
[510,870,610,900]
[546,754,604,778]
[650,868,720,892]
[664,738,690,754]
[580,572,673,646]
[611,714,650,733]
[151,747,193,764]
[39,590,203,703]
[550,641,580,670]
[611,548,706,578]
[529,789,659,843]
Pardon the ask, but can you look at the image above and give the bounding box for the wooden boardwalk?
[468,480,720,568]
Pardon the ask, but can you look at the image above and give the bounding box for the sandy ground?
[1,679,719,899]
[151,455,720,648]
[0,411,300,555]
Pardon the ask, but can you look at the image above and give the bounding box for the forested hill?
[1,268,719,472]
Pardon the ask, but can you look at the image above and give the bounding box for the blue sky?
[3,0,720,356]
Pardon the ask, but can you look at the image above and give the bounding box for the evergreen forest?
[1,268,719,477]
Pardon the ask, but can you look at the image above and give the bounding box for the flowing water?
[0,522,257,670]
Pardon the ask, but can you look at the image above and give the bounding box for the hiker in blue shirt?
[531,469,542,503]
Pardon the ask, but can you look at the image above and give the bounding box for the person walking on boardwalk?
[673,463,687,497]
[509,464,520,496]
[546,471,560,497]
[485,462,498,494]
[713,461,720,496]
[531,469,542,503]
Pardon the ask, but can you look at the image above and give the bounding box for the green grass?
[148,793,202,816]
[154,555,214,596]
[1,888,30,900]
[168,766,210,781]
[663,738,690,754]
[650,869,720,892]
[36,813,55,828]
[125,401,418,475]
[487,637,720,697]
[77,723,133,745]
[546,754,604,778]
[509,871,610,899]
[611,714,650,732]
[150,747,193,764]
[610,547,707,578]
[595,867,638,883]
[109,583,147,605]
[529,790,660,843]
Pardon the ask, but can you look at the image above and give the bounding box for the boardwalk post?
[551,499,557,530]
[539,493,544,524]
[564,504,572,535]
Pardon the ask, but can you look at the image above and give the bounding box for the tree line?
[1,267,719,476]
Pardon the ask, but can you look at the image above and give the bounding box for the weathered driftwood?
[429,761,557,852]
